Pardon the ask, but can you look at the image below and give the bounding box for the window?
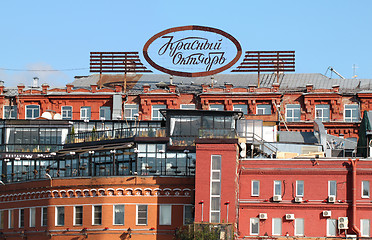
[99,106,111,120]
[113,205,125,225]
[184,205,194,225]
[93,205,102,225]
[19,209,24,228]
[295,218,304,236]
[136,205,148,225]
[74,206,83,226]
[251,180,260,196]
[361,219,370,237]
[209,104,224,111]
[0,210,4,229]
[29,208,36,227]
[315,104,330,122]
[233,104,248,115]
[362,181,370,198]
[159,205,172,225]
[61,106,72,120]
[41,207,48,226]
[55,207,64,226]
[274,180,282,196]
[286,104,301,122]
[210,155,221,223]
[328,181,337,197]
[8,209,13,229]
[80,106,91,120]
[256,104,271,115]
[152,104,166,120]
[124,104,139,120]
[3,106,17,119]
[272,218,282,235]
[327,219,337,236]
[250,218,259,235]
[344,104,359,122]
[180,104,196,110]
[296,180,304,197]
[25,105,40,119]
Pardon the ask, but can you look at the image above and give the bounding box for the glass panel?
[114,205,124,225]
[211,155,221,170]
[211,182,220,195]
[274,181,281,196]
[137,205,147,225]
[75,206,83,225]
[297,180,304,196]
[184,206,194,225]
[210,212,220,223]
[363,181,370,197]
[251,218,259,235]
[159,205,171,225]
[94,206,102,225]
[329,181,337,196]
[295,218,304,236]
[361,219,370,237]
[56,207,64,226]
[272,218,281,235]
[327,219,337,236]
[211,197,220,211]
[252,181,259,196]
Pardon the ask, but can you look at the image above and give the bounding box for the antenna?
[352,64,358,78]
[326,66,345,79]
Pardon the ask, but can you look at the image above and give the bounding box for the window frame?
[180,104,196,110]
[250,217,259,235]
[41,207,48,227]
[61,106,73,120]
[295,218,305,236]
[73,206,83,226]
[136,205,148,226]
[209,104,224,111]
[29,207,36,227]
[361,219,370,237]
[362,181,370,198]
[0,210,4,229]
[25,105,40,119]
[55,206,65,226]
[272,218,282,236]
[152,104,166,120]
[159,205,172,226]
[19,208,24,228]
[3,106,17,119]
[99,106,111,120]
[92,205,102,225]
[315,104,330,122]
[80,106,91,120]
[328,180,337,197]
[296,180,304,197]
[233,104,248,115]
[326,219,337,237]
[285,104,301,122]
[274,180,282,196]
[183,205,194,225]
[256,104,271,115]
[113,205,125,226]
[251,180,260,197]
[344,104,360,122]
[124,104,139,120]
[210,155,221,223]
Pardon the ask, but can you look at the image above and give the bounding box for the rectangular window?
[327,219,337,236]
[233,104,248,115]
[3,106,17,119]
[180,104,196,110]
[184,205,194,225]
[19,209,24,228]
[0,210,4,229]
[250,218,259,235]
[113,205,125,225]
[29,208,36,227]
[136,205,148,225]
[315,104,330,122]
[361,219,370,237]
[362,181,370,198]
[344,104,360,122]
[80,106,91,120]
[159,205,172,225]
[328,181,337,197]
[8,209,13,229]
[251,180,260,196]
[99,106,111,120]
[210,155,221,223]
[61,106,72,120]
[256,104,271,115]
[152,104,166,120]
[274,180,282,196]
[93,205,102,225]
[124,104,139,120]
[74,206,83,226]
[272,218,282,235]
[55,207,65,226]
[209,104,224,111]
[286,104,301,122]
[41,207,48,226]
[295,218,305,236]
[25,105,40,119]
[296,180,304,197]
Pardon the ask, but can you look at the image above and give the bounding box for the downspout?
[349,158,361,237]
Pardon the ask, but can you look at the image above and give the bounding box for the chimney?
[248,85,256,92]
[66,84,74,93]
[306,84,313,92]
[18,84,25,94]
[168,84,176,93]
[0,81,4,95]
[42,84,49,94]
[272,83,280,92]
[33,77,39,88]
[114,84,123,93]
[332,85,340,93]
[224,83,233,92]
[143,84,150,93]
[91,84,98,93]
[202,84,209,93]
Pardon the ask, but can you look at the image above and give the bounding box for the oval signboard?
[143,25,242,77]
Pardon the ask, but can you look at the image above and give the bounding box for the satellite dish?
[41,112,52,120]
[54,113,62,120]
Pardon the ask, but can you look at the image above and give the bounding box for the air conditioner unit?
[322,210,332,217]
[338,217,349,229]
[295,197,303,203]
[273,195,282,202]
[259,213,268,220]
[328,195,336,203]
[286,214,295,220]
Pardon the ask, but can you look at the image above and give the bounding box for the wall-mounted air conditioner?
[338,217,349,229]
[286,214,295,220]
[322,210,331,217]
[295,197,303,203]
[273,195,282,202]
[259,213,267,220]
[328,195,336,203]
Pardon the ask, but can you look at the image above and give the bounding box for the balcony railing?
[198,128,237,139]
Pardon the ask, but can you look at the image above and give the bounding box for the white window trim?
[29,207,36,227]
[113,204,125,226]
[210,155,221,223]
[361,219,370,237]
[256,104,271,115]
[180,104,196,110]
[124,104,139,120]
[285,104,301,122]
[55,206,64,226]
[80,106,91,120]
[251,180,260,197]
[272,218,282,236]
[41,207,47,227]
[151,105,166,120]
[8,209,13,229]
[274,180,282,196]
[159,205,172,226]
[92,205,102,225]
[73,206,83,226]
[362,181,370,198]
[295,218,305,236]
[315,104,330,122]
[136,204,148,226]
[344,104,360,122]
[19,208,24,228]
[209,104,224,111]
[296,180,304,197]
[250,218,259,235]
[326,219,337,237]
[61,106,73,120]
[25,105,40,119]
[328,181,337,197]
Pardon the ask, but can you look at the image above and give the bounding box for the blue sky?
[0,0,371,86]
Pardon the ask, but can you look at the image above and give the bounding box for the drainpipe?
[349,158,361,237]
